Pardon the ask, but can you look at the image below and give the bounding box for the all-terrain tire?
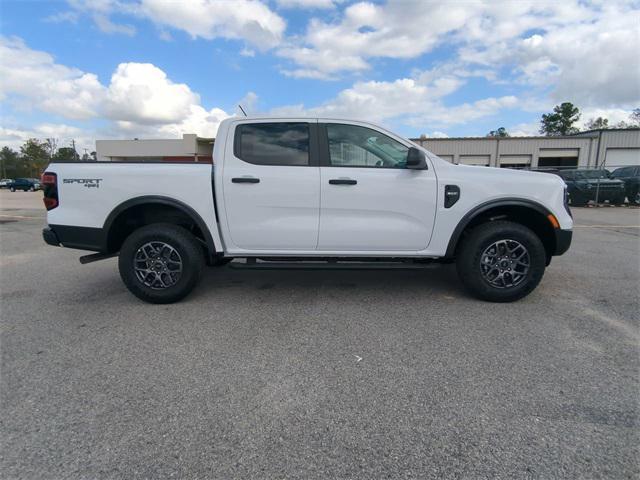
[456,221,546,302]
[119,223,204,304]
[569,191,588,207]
[612,194,626,206]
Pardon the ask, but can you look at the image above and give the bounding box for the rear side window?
[234,123,309,166]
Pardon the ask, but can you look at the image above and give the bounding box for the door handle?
[329,179,357,185]
[232,177,260,184]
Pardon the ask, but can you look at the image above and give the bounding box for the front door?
[222,121,320,250]
[318,122,437,251]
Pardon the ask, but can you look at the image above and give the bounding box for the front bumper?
[554,228,572,256]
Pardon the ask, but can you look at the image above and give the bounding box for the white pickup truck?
[42,117,572,303]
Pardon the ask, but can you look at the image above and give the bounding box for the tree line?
[0,139,96,179]
[488,104,640,137]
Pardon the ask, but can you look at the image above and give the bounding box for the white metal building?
[413,129,640,169]
[96,134,214,163]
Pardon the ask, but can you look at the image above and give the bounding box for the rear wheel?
[29,186,35,192]
[456,221,546,302]
[118,223,204,304]
[10,187,15,192]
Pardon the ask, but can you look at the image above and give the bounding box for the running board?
[79,252,118,264]
[228,259,440,270]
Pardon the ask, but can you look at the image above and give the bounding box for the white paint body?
[46,117,573,258]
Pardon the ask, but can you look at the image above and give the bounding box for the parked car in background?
[557,169,626,206]
[8,178,41,192]
[610,165,640,205]
[0,178,14,188]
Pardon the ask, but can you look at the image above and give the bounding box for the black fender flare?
[444,198,554,259]
[103,195,216,256]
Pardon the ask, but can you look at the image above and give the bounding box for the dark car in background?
[610,165,640,204]
[557,169,626,206]
[8,178,41,192]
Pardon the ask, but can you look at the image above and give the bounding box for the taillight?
[563,186,572,218]
[41,172,58,210]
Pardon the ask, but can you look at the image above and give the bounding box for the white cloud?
[509,121,541,137]
[63,0,137,35]
[278,0,640,112]
[579,108,637,128]
[272,75,518,129]
[278,1,485,78]
[239,47,255,57]
[139,0,286,49]
[0,37,105,119]
[1,37,232,141]
[104,63,200,125]
[92,13,136,36]
[276,0,335,9]
[237,91,258,114]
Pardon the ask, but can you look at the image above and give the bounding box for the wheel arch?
[103,196,217,260]
[445,198,558,263]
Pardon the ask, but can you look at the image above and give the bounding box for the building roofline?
[411,128,639,142]
[409,135,590,141]
[571,127,640,135]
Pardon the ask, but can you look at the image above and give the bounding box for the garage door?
[459,155,490,166]
[499,155,532,168]
[437,154,454,163]
[605,148,640,167]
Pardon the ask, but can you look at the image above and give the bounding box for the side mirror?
[407,147,427,170]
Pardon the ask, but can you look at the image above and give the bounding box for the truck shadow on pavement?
[194,262,464,302]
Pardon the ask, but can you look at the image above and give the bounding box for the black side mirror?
[407,147,427,170]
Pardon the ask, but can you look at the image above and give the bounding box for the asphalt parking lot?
[1,190,639,479]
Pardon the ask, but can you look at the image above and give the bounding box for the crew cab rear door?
[317,121,437,251]
[221,120,320,250]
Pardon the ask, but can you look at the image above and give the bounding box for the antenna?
[238,104,247,117]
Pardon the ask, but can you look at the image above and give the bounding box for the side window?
[326,124,409,168]
[235,123,309,166]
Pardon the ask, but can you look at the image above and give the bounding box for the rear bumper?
[554,228,572,256]
[42,227,60,247]
[43,225,105,252]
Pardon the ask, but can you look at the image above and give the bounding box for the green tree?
[20,139,50,178]
[0,146,21,178]
[540,102,581,136]
[487,127,509,137]
[585,117,609,130]
[53,147,79,162]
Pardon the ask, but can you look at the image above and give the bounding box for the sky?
[1,0,639,153]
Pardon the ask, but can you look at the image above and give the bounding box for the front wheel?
[568,191,588,207]
[29,186,35,192]
[118,223,204,304]
[456,221,546,302]
[612,194,626,206]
